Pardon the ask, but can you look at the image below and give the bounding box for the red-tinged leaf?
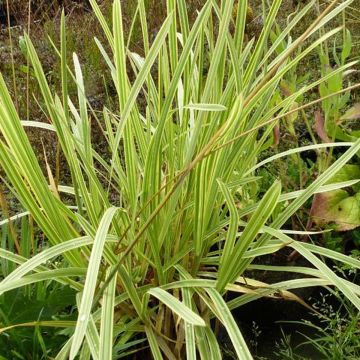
[310,190,360,231]
[272,123,280,147]
[314,110,330,143]
[280,80,292,97]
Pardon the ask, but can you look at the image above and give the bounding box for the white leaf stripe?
[70,207,120,359]
[148,288,206,326]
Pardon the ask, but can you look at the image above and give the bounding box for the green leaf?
[340,104,360,121]
[99,266,117,360]
[70,207,120,359]
[310,190,360,231]
[217,180,239,283]
[216,180,281,291]
[145,326,163,360]
[264,227,360,311]
[206,288,253,360]
[148,288,206,326]
[184,103,227,112]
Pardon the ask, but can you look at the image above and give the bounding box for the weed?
[275,292,360,360]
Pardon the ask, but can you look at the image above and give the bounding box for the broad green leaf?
[340,104,360,121]
[310,190,360,231]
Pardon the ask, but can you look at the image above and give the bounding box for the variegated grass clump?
[1,0,360,359]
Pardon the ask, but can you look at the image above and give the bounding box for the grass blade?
[148,288,205,327]
[70,207,119,359]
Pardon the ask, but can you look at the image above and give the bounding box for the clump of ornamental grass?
[1,0,360,358]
